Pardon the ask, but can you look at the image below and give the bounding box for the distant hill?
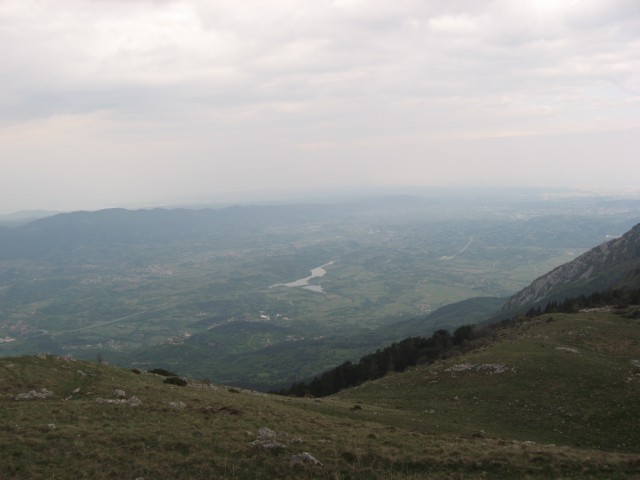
[500,222,640,316]
[0,205,334,260]
[0,210,59,227]
[380,296,506,339]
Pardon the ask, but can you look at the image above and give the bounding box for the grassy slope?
[337,309,640,451]
[1,309,639,479]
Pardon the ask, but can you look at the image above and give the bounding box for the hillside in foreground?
[2,307,639,479]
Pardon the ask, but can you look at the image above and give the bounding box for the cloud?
[0,0,638,212]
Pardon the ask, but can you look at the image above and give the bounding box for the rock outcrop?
[15,388,54,400]
[501,223,640,315]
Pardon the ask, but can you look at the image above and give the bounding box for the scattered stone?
[291,452,322,466]
[5,363,15,369]
[15,388,54,400]
[257,427,276,438]
[76,370,87,376]
[96,398,121,404]
[447,363,475,372]
[250,427,288,449]
[446,363,513,374]
[169,401,186,409]
[126,396,143,407]
[114,389,126,398]
[73,388,81,394]
[251,439,286,449]
[476,364,510,374]
[48,423,56,430]
[555,347,579,354]
[96,395,142,406]
[423,409,435,414]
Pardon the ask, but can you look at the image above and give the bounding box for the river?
[269,261,334,293]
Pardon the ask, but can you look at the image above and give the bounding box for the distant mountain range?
[0,210,59,227]
[501,222,640,315]
[0,204,343,260]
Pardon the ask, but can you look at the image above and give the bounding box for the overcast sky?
[0,0,638,213]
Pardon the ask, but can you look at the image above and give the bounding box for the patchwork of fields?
[1,194,639,388]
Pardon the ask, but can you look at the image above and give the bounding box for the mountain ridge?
[501,222,640,315]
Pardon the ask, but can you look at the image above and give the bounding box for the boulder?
[291,452,322,466]
[126,396,143,407]
[250,427,287,449]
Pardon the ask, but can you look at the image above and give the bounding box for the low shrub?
[149,368,178,377]
[163,376,188,386]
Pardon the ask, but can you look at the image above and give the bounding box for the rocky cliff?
[501,222,640,314]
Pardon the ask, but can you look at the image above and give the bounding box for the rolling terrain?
[1,306,639,479]
[1,192,639,388]
[3,211,640,478]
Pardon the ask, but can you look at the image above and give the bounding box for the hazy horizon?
[1,0,639,214]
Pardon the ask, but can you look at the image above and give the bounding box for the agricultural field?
[1,192,639,388]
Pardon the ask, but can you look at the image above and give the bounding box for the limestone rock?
[291,452,322,466]
[250,427,287,449]
[15,388,53,400]
[126,396,143,407]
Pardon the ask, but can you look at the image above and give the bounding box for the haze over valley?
[1,190,639,388]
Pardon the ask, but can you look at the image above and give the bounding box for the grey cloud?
[0,0,638,212]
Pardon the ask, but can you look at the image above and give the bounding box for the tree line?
[274,324,475,397]
[524,287,640,317]
[275,286,640,398]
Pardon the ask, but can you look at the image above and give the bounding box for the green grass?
[2,309,640,478]
[336,311,640,452]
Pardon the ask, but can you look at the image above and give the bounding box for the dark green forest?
[278,287,640,397]
[276,324,475,397]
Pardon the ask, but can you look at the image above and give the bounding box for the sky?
[0,0,639,213]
